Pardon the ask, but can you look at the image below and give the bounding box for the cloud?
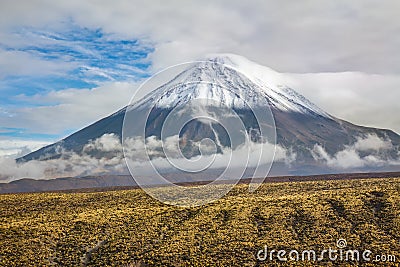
[123,134,296,176]
[1,24,152,81]
[0,49,74,78]
[311,134,400,169]
[353,134,392,152]
[0,157,50,182]
[84,133,122,153]
[0,152,128,183]
[284,72,400,134]
[0,133,296,182]
[2,133,398,182]
[0,138,51,158]
[0,0,399,74]
[0,82,137,134]
[0,134,127,182]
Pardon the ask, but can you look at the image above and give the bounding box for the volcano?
[19,54,400,176]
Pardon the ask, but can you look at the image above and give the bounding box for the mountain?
[19,54,400,177]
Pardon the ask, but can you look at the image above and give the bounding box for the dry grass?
[0,178,399,266]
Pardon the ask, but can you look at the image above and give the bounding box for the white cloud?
[0,49,75,78]
[311,134,399,169]
[2,132,398,182]
[353,134,392,152]
[123,135,295,175]
[0,152,128,183]
[84,133,121,153]
[284,72,400,134]
[0,157,50,181]
[0,138,51,158]
[0,0,399,74]
[0,82,137,134]
[0,134,126,182]
[0,133,296,182]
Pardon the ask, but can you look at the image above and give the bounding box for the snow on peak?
[206,53,285,83]
[132,54,330,118]
[205,53,330,117]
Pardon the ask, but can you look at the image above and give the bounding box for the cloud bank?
[311,134,400,169]
[0,133,295,182]
[1,133,398,182]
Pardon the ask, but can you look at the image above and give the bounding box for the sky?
[0,0,399,158]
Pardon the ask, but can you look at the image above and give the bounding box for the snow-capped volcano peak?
[205,53,286,87]
[132,54,330,118]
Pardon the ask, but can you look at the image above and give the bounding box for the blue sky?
[1,22,152,100]
[0,21,153,144]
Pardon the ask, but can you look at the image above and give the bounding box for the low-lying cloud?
[311,134,400,169]
[0,133,295,182]
[1,133,398,183]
